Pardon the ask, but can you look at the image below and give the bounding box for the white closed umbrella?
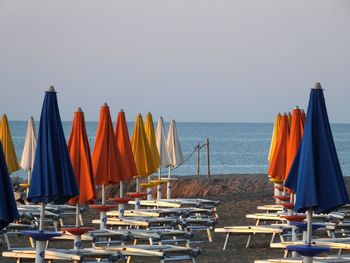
[155,117,171,199]
[20,116,36,197]
[166,120,184,199]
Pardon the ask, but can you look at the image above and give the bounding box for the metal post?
[167,167,171,199]
[206,138,210,178]
[196,142,200,175]
[119,181,124,217]
[157,168,162,199]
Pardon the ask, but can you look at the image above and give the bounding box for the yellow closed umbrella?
[130,113,158,208]
[143,112,161,200]
[131,113,158,176]
[0,114,20,173]
[268,113,281,163]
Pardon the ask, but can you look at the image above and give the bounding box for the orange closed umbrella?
[301,109,306,130]
[268,113,290,183]
[65,108,95,248]
[68,108,95,205]
[114,110,138,215]
[91,103,124,228]
[115,110,137,182]
[92,103,125,186]
[285,107,304,180]
[287,112,292,127]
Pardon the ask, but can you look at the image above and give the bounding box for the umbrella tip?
[137,113,142,117]
[295,105,299,109]
[103,102,108,107]
[77,107,83,112]
[313,82,322,90]
[48,86,55,92]
[120,109,124,112]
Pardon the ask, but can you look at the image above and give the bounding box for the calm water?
[9,121,350,177]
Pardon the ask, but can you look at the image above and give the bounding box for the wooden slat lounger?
[215,225,288,250]
[255,257,350,263]
[95,244,200,263]
[2,248,122,262]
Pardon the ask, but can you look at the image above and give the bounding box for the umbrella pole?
[303,208,313,263]
[100,185,106,229]
[157,168,162,199]
[74,203,82,250]
[26,169,31,198]
[147,175,152,201]
[119,181,124,217]
[167,166,171,199]
[135,178,140,210]
[35,202,46,263]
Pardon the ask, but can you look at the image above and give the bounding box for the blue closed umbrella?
[0,141,19,229]
[284,83,349,262]
[24,86,79,263]
[285,83,349,214]
[27,87,79,204]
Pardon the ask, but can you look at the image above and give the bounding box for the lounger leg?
[206,228,212,242]
[223,233,230,250]
[126,256,132,263]
[270,233,276,244]
[246,234,252,248]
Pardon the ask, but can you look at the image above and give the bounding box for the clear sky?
[0,0,349,122]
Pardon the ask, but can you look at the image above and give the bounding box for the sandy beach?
[4,173,350,262]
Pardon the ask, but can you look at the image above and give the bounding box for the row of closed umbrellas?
[0,86,187,263]
[265,83,349,261]
[0,92,185,206]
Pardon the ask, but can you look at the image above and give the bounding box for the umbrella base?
[286,244,330,257]
[21,230,61,241]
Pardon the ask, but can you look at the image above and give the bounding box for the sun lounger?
[254,257,350,263]
[94,244,200,263]
[2,247,123,262]
[215,225,290,250]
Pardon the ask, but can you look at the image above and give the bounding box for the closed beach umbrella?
[285,107,304,181]
[115,110,138,214]
[155,117,171,199]
[285,83,349,262]
[91,103,124,228]
[166,120,184,199]
[66,107,95,249]
[156,117,171,168]
[26,86,79,263]
[131,114,157,176]
[92,103,124,186]
[20,117,36,172]
[287,112,292,127]
[130,114,156,208]
[28,87,79,204]
[301,110,306,132]
[20,117,36,195]
[144,112,161,200]
[0,142,19,229]
[0,114,20,173]
[268,113,281,163]
[268,113,290,183]
[68,108,95,205]
[115,110,137,182]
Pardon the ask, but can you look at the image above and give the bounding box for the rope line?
[160,141,208,174]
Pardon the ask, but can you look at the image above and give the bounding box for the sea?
[8,121,350,178]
